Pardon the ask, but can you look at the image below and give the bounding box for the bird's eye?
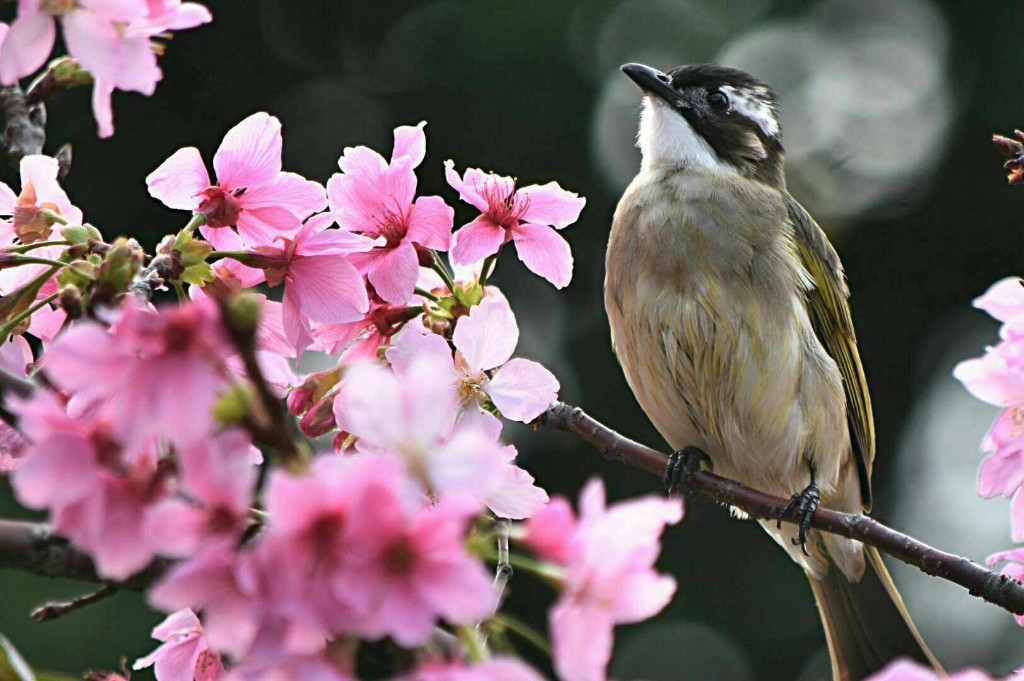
[708,90,729,111]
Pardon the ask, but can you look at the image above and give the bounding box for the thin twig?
[32,583,119,622]
[0,85,45,169]
[537,401,1024,617]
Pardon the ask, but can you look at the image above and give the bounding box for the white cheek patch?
[720,85,780,139]
[637,97,734,174]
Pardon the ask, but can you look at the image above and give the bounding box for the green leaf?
[0,633,36,681]
[182,261,215,286]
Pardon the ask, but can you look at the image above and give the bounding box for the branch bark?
[537,401,1024,617]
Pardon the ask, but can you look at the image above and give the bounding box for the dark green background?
[1,1,1022,679]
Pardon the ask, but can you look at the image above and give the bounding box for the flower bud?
[97,238,145,292]
[213,383,256,428]
[224,293,262,339]
[298,394,337,438]
[61,223,102,245]
[287,366,342,416]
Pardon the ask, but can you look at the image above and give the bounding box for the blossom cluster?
[0,110,685,681]
[0,0,212,137]
[953,277,1024,626]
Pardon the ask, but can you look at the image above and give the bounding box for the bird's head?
[622,62,785,187]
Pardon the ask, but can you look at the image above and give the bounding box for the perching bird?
[605,62,940,680]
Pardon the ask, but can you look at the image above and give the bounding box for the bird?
[605,62,941,680]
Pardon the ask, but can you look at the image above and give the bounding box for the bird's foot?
[778,479,820,557]
[664,446,712,497]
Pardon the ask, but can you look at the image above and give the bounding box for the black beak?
[621,63,677,105]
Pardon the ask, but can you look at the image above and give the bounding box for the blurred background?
[1,1,1023,679]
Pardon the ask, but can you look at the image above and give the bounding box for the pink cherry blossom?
[0,154,83,246]
[987,548,1024,626]
[340,488,494,645]
[240,216,376,354]
[133,608,225,681]
[312,291,424,362]
[526,479,682,681]
[445,161,585,288]
[146,429,257,559]
[976,408,1024,541]
[865,658,1002,681]
[147,113,326,247]
[387,295,559,423]
[326,123,454,304]
[43,297,231,451]
[0,1,211,138]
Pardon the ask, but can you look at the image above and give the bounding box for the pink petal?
[512,223,573,288]
[0,181,16,214]
[525,497,578,564]
[91,79,115,138]
[866,660,941,681]
[213,113,282,189]
[392,121,427,167]
[155,2,213,31]
[406,196,454,251]
[12,434,98,509]
[450,215,505,266]
[63,10,160,93]
[551,601,614,681]
[609,570,677,623]
[366,241,419,305]
[953,352,1024,407]
[484,455,549,520]
[20,155,83,224]
[0,9,54,85]
[518,181,586,229]
[234,205,301,246]
[442,161,489,212]
[386,328,455,377]
[0,334,32,376]
[487,358,560,422]
[288,254,369,324]
[299,225,377,257]
[975,277,1024,323]
[452,295,518,371]
[146,147,210,210]
[238,172,326,220]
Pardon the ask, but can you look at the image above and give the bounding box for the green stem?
[0,291,59,339]
[505,553,565,584]
[10,255,67,269]
[479,254,496,286]
[173,282,187,303]
[414,287,441,303]
[492,614,552,656]
[183,212,207,232]
[458,624,490,662]
[431,251,457,292]
[206,250,248,262]
[10,240,70,254]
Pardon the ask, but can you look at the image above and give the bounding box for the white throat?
[637,97,735,175]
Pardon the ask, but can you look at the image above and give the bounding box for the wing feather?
[785,195,875,510]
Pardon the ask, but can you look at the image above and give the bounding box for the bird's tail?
[809,546,942,681]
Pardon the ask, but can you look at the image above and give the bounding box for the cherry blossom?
[147,113,326,248]
[0,0,212,138]
[445,161,585,288]
[326,123,454,304]
[145,429,257,559]
[240,216,376,354]
[43,297,232,451]
[387,295,559,424]
[0,154,82,246]
[340,486,494,645]
[525,479,682,681]
[133,608,225,681]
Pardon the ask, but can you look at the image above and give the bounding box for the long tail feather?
[809,547,942,680]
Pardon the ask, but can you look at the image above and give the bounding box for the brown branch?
[0,85,45,169]
[32,583,119,622]
[0,519,166,591]
[537,401,1024,617]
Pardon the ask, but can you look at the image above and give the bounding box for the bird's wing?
[784,194,875,510]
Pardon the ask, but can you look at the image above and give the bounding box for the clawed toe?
[777,482,820,557]
[664,446,712,496]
